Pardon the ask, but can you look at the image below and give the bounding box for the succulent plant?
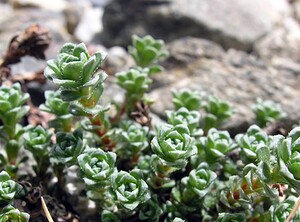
[197,128,236,163]
[172,89,202,111]
[181,164,217,200]
[0,35,299,222]
[111,120,149,157]
[236,125,269,164]
[40,90,70,116]
[129,35,169,69]
[44,42,107,105]
[51,130,84,166]
[202,96,234,132]
[78,147,116,187]
[23,125,52,156]
[39,90,73,132]
[268,197,300,222]
[116,68,152,103]
[0,83,29,139]
[166,107,202,137]
[139,197,163,222]
[151,124,196,168]
[0,171,18,203]
[0,205,29,222]
[110,170,150,211]
[101,210,120,222]
[252,98,286,127]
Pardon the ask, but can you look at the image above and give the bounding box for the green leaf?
[142,47,157,66]
[62,61,83,81]
[73,42,88,58]
[61,90,82,101]
[256,145,270,164]
[148,65,164,75]
[60,42,75,54]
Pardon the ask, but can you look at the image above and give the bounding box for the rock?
[0,8,71,56]
[63,4,81,35]
[0,3,13,24]
[9,0,67,11]
[101,0,291,50]
[151,37,225,89]
[149,37,300,134]
[88,0,111,7]
[254,18,300,67]
[293,1,300,21]
[73,2,103,42]
[104,46,134,74]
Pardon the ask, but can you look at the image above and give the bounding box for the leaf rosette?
[198,128,236,163]
[78,147,116,187]
[202,96,234,132]
[268,197,300,222]
[0,205,29,222]
[111,170,150,211]
[252,98,286,127]
[276,127,300,188]
[116,68,152,102]
[129,35,169,69]
[112,121,149,155]
[44,42,107,103]
[0,171,18,203]
[139,197,163,222]
[23,125,52,156]
[182,166,217,199]
[51,130,84,165]
[235,125,269,164]
[166,107,202,137]
[151,124,196,168]
[0,83,29,138]
[101,210,120,222]
[172,89,202,111]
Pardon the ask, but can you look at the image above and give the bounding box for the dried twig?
[41,196,54,222]
[285,196,300,222]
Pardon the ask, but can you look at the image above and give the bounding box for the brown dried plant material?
[1,24,51,67]
[12,69,46,84]
[131,101,152,127]
[263,122,288,136]
[27,104,54,128]
[0,24,51,84]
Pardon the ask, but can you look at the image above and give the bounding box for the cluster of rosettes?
[0,171,29,221]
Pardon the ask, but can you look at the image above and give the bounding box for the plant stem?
[285,196,300,222]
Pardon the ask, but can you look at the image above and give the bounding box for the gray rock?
[9,0,67,11]
[149,37,300,134]
[254,18,300,68]
[73,2,103,42]
[0,8,71,54]
[101,0,291,50]
[104,46,134,75]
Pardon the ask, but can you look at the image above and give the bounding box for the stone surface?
[101,0,291,50]
[0,8,71,54]
[104,46,134,74]
[73,2,103,42]
[149,37,300,134]
[254,18,300,68]
[9,0,67,11]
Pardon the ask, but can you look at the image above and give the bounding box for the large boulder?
[254,18,300,71]
[149,37,300,134]
[101,0,291,50]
